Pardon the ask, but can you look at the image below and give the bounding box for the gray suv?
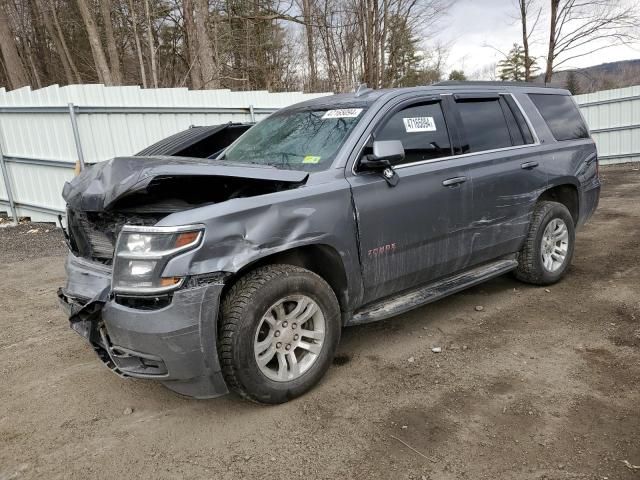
[58,82,600,403]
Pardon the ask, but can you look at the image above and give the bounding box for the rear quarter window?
[529,94,589,141]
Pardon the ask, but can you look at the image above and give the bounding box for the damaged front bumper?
[58,253,229,399]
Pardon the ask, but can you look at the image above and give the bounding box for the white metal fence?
[0,84,331,223]
[574,86,640,165]
[0,84,637,224]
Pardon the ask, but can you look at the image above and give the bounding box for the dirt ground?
[1,165,639,480]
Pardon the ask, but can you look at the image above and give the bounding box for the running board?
[349,259,518,325]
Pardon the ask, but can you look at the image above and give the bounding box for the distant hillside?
[532,59,640,94]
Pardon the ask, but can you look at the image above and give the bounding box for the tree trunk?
[128,0,147,87]
[51,4,82,83]
[0,2,29,89]
[193,0,218,88]
[100,0,122,84]
[182,0,202,89]
[76,0,113,85]
[144,0,158,88]
[34,0,74,84]
[545,0,559,84]
[520,0,531,82]
[302,0,317,91]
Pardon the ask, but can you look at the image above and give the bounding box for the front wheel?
[219,264,341,404]
[515,201,576,285]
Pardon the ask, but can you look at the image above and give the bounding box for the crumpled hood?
[62,156,309,212]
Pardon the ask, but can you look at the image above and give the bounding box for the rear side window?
[529,94,589,141]
[374,102,452,165]
[456,98,513,152]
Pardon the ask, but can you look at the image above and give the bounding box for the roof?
[283,82,570,111]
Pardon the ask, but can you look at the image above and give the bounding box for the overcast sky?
[432,0,640,78]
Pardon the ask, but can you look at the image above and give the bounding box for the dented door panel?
[347,159,473,304]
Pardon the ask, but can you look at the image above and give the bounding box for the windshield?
[222,107,367,171]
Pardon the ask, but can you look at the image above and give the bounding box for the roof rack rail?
[434,80,552,88]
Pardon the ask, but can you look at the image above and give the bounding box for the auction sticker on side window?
[403,117,436,132]
[322,108,363,119]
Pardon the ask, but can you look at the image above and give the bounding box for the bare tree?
[182,0,203,89]
[0,1,29,89]
[516,0,542,81]
[76,0,113,84]
[100,0,122,84]
[128,0,148,87]
[193,0,218,88]
[144,0,159,88]
[300,0,317,90]
[545,0,639,83]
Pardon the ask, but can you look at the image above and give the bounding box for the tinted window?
[374,102,452,165]
[529,94,589,141]
[457,99,513,152]
[504,95,535,144]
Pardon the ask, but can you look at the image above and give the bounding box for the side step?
[349,259,518,325]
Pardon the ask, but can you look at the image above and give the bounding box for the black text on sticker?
[403,117,436,132]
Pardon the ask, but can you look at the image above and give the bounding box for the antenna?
[354,83,373,97]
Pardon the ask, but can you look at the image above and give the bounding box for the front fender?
[159,179,364,308]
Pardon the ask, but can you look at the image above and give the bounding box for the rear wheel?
[219,264,341,404]
[515,201,575,285]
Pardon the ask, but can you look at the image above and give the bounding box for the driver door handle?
[521,161,539,169]
[442,176,467,187]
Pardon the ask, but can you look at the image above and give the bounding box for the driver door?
[347,97,473,304]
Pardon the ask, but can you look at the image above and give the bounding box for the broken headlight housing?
[112,225,204,295]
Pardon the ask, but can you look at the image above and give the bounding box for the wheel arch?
[537,183,579,225]
[222,244,351,317]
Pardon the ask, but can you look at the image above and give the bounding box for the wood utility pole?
[76,0,113,85]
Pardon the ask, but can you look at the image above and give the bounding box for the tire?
[219,264,341,404]
[515,201,576,286]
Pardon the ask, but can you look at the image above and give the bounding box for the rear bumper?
[58,253,229,399]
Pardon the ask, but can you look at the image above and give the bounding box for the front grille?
[67,209,117,264]
[66,208,162,265]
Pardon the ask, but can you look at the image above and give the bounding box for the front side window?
[529,93,589,141]
[223,107,367,171]
[373,102,452,165]
[457,98,513,153]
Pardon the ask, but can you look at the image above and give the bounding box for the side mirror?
[360,140,403,187]
[361,140,405,169]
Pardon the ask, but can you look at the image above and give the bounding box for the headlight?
[112,225,204,295]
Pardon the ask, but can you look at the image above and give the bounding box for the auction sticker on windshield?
[322,109,363,119]
[403,117,436,132]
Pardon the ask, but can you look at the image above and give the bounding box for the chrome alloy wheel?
[253,295,326,382]
[541,218,569,273]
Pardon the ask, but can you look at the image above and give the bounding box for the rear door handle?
[521,161,539,169]
[442,176,467,187]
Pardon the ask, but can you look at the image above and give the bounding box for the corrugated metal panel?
[1,83,638,223]
[575,86,640,165]
[0,84,331,222]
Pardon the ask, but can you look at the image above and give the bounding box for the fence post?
[249,104,256,123]
[0,134,18,224]
[68,103,86,170]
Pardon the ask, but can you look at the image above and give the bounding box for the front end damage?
[57,254,229,398]
[57,152,309,398]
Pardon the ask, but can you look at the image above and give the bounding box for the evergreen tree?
[497,44,539,82]
[565,71,581,94]
[448,70,466,81]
